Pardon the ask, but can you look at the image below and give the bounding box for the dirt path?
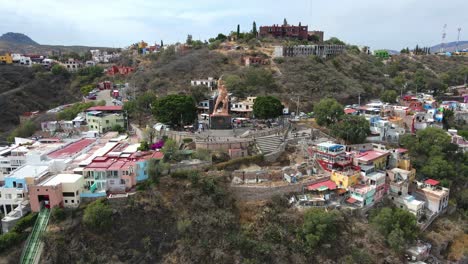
[230,176,329,201]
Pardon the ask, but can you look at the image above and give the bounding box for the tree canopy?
[152,94,197,126]
[330,115,370,144]
[371,207,418,252]
[380,90,398,103]
[253,96,283,119]
[83,199,112,231]
[313,98,344,126]
[301,209,344,249]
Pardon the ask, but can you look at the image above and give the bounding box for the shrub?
[0,232,22,252]
[83,199,112,231]
[51,207,66,222]
[171,170,198,180]
[11,213,37,233]
[182,138,193,143]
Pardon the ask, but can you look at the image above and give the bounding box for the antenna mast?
[440,24,447,53]
[456,27,462,52]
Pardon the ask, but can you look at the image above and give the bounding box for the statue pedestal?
[209,114,232,130]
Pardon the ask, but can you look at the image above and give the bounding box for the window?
[63,192,75,197]
[17,194,22,198]
[65,200,68,203]
[106,120,109,124]
[71,200,75,203]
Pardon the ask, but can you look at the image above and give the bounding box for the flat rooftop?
[39,173,82,186]
[8,165,49,179]
[47,138,96,159]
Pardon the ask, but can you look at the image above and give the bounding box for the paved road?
[96,90,114,106]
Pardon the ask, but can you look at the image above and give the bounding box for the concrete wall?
[29,184,63,212]
[195,140,251,151]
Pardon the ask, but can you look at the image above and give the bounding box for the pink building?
[29,174,83,212]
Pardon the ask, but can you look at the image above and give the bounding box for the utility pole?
[358,93,361,106]
[456,27,462,52]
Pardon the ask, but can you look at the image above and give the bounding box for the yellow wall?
[373,156,387,170]
[331,170,360,189]
[86,114,125,133]
[0,53,13,64]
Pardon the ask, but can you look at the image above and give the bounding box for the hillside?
[128,45,468,111]
[0,66,79,141]
[38,174,403,264]
[0,32,38,45]
[0,32,115,55]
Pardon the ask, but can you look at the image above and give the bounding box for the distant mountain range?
[430,40,468,53]
[0,32,115,55]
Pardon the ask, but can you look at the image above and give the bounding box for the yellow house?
[0,53,13,64]
[138,41,148,49]
[85,106,125,133]
[331,170,360,189]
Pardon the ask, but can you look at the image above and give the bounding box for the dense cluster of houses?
[345,92,468,148]
[0,132,163,233]
[293,140,450,222]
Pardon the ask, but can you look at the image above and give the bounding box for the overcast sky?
[1,0,467,50]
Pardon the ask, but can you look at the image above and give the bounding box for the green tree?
[301,209,343,249]
[80,84,94,96]
[387,228,406,252]
[313,98,344,126]
[152,94,197,126]
[253,96,283,119]
[51,207,66,222]
[371,207,418,251]
[186,34,193,45]
[252,21,258,37]
[9,120,37,140]
[51,64,70,77]
[83,199,112,231]
[161,139,178,162]
[309,35,319,42]
[381,90,398,103]
[160,40,164,47]
[325,37,345,45]
[330,115,370,144]
[137,141,150,151]
[237,24,240,39]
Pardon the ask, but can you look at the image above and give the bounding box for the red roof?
[344,109,357,114]
[425,179,440,186]
[397,148,408,153]
[86,105,123,112]
[47,138,95,159]
[150,151,164,160]
[356,150,389,162]
[307,180,337,191]
[347,197,357,204]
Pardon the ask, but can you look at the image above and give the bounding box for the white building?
[191,77,217,91]
[0,164,49,214]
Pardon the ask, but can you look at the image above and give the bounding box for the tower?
[456,27,462,52]
[440,24,447,53]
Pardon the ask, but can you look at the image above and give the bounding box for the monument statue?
[212,76,229,115]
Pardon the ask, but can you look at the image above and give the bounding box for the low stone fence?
[195,140,252,151]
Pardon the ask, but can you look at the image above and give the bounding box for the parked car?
[87,95,97,100]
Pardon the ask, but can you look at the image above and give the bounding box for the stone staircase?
[256,135,284,154]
